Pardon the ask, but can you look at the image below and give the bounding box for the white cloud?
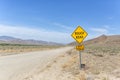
[88,27,109,40]
[90,27,108,34]
[0,24,73,43]
[103,25,116,30]
[53,23,73,30]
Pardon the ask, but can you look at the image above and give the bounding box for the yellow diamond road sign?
[71,26,88,43]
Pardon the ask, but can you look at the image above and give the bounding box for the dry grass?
[85,44,120,55]
[0,44,62,56]
[75,71,86,80]
[62,44,120,80]
[62,55,77,69]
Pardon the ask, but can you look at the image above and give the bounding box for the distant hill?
[0,36,63,46]
[0,36,19,41]
[68,34,120,46]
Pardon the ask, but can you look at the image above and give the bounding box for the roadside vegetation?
[85,44,120,56]
[0,43,63,56]
[62,44,120,80]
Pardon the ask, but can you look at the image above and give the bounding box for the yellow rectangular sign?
[76,45,84,51]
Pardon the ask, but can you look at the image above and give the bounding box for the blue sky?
[0,0,120,43]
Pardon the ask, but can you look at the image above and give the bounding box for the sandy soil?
[62,49,120,80]
[0,46,120,80]
[0,46,73,80]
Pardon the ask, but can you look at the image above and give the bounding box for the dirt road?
[0,47,73,80]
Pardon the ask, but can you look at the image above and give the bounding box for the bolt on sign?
[76,45,84,51]
[71,26,88,43]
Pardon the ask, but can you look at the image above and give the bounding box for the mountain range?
[68,34,120,45]
[0,35,120,46]
[0,36,63,46]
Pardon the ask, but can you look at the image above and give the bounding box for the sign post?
[79,50,81,69]
[71,26,88,69]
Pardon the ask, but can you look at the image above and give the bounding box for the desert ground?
[0,35,120,80]
[0,46,73,80]
[0,45,120,80]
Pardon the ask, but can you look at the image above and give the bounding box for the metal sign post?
[79,50,82,69]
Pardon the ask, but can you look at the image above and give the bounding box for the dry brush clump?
[62,54,78,69]
[75,71,86,80]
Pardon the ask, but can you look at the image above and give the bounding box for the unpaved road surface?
[0,47,73,80]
